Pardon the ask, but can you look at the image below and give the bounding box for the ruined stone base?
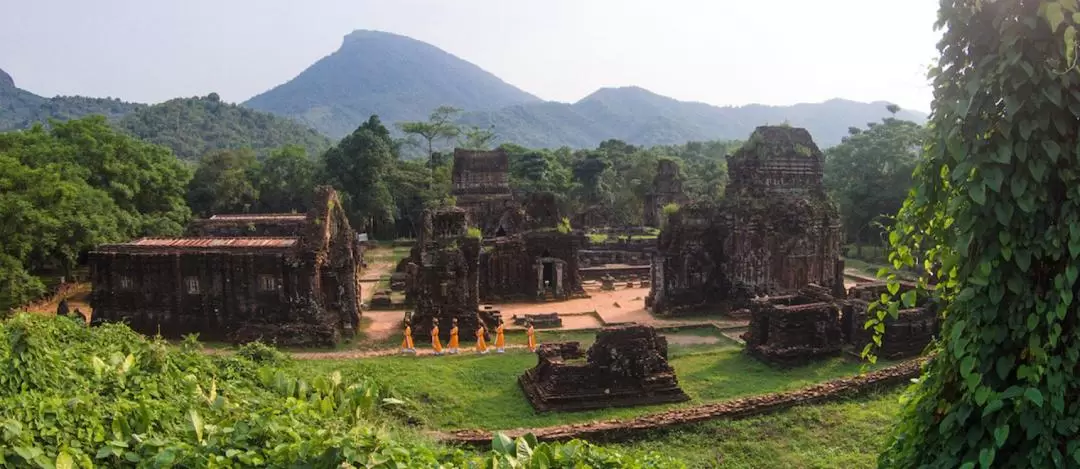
[519,371,690,413]
[518,326,690,413]
[746,345,842,368]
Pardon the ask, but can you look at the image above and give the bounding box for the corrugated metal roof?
[208,214,307,221]
[126,237,299,248]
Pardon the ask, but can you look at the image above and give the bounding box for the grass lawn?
[608,390,903,469]
[296,327,886,430]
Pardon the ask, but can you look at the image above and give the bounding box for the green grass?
[296,329,885,431]
[607,390,903,469]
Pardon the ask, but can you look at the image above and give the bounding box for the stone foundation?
[519,324,690,412]
[842,282,938,359]
[743,288,844,367]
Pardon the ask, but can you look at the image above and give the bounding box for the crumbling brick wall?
[519,324,690,412]
[743,290,844,367]
[644,159,688,228]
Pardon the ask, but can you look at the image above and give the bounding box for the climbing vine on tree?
[871,0,1080,467]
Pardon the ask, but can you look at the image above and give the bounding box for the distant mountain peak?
[0,68,14,89]
[243,29,540,138]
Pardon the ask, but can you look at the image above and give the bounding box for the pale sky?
[0,0,939,112]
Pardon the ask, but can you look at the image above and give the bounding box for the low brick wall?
[434,358,925,445]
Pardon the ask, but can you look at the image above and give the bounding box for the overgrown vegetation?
[871,1,1080,467]
[0,117,191,312]
[0,314,681,467]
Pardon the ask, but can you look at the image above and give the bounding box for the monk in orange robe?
[401,321,415,354]
[448,318,460,354]
[494,319,506,353]
[526,321,536,352]
[476,324,489,354]
[431,320,443,355]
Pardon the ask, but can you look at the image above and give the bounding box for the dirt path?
[432,358,925,445]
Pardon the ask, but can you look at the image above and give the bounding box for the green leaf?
[1042,140,1062,161]
[970,183,987,205]
[979,448,995,469]
[994,425,1010,447]
[1046,1,1065,31]
[55,452,74,469]
[887,282,900,296]
[1024,388,1044,407]
[189,409,204,444]
[996,355,1014,379]
[492,432,515,456]
[901,290,917,308]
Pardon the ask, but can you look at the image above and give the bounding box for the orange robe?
[401,325,414,351]
[494,324,506,350]
[431,326,443,354]
[527,325,536,351]
[476,326,488,353]
[449,326,460,352]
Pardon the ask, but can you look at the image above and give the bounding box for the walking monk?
[431,319,444,355]
[448,318,460,354]
[401,320,416,354]
[494,319,506,353]
[526,320,537,352]
[476,324,489,354]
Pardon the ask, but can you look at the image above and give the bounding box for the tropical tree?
[322,125,395,234]
[875,0,1080,467]
[186,149,260,218]
[257,145,316,213]
[396,106,462,169]
[825,106,927,253]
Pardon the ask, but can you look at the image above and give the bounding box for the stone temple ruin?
[648,126,844,315]
[89,187,363,346]
[842,282,939,359]
[452,148,517,237]
[643,159,689,228]
[742,285,844,366]
[401,150,586,338]
[519,324,689,412]
[404,207,492,343]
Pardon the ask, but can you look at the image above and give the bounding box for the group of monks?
[400,318,537,355]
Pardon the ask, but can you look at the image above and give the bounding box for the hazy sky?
[1,0,939,112]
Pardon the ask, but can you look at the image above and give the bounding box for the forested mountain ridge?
[1,68,144,130]
[459,87,928,148]
[243,29,542,139]
[117,94,333,160]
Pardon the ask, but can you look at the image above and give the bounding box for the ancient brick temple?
[451,148,518,237]
[88,187,363,346]
[643,159,688,228]
[842,282,939,359]
[648,126,843,315]
[742,285,844,366]
[519,324,690,412]
[478,192,586,302]
[404,207,495,343]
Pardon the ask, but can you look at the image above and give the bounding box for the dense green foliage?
[0,117,191,312]
[0,314,682,468]
[322,116,397,233]
[824,106,927,248]
[459,89,929,150]
[118,94,332,161]
[874,1,1080,467]
[242,30,540,139]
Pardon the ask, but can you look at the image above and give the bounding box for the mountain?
[1,68,144,130]
[459,87,928,149]
[243,30,541,139]
[118,94,333,160]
